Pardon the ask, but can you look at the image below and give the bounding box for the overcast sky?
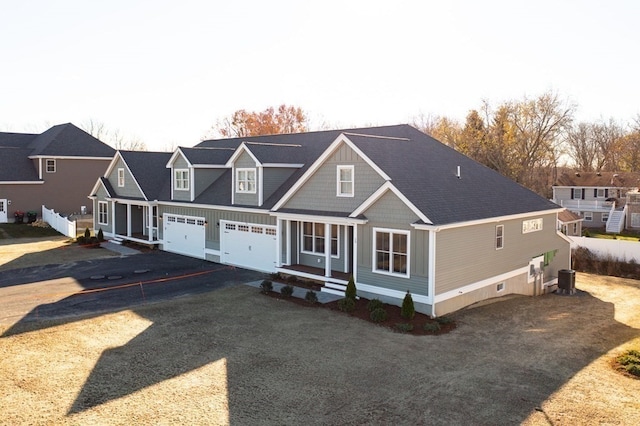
[2,0,639,151]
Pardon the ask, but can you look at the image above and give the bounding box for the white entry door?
[163,214,206,259]
[221,221,277,272]
[0,200,7,223]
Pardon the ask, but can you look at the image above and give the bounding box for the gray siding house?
[89,125,570,316]
[0,123,115,222]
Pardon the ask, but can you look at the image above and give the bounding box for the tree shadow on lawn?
[2,265,639,423]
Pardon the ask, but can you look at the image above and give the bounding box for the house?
[89,125,570,316]
[0,123,115,223]
[557,209,583,237]
[552,171,640,233]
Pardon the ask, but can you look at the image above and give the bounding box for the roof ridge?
[342,132,410,141]
[244,141,302,147]
[183,146,236,151]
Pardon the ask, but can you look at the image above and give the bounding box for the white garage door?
[163,214,206,259]
[221,221,277,272]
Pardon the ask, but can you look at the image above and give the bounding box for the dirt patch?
[0,272,638,424]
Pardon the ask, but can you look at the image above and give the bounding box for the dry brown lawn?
[0,271,639,425]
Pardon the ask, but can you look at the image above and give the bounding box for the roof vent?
[456,166,461,179]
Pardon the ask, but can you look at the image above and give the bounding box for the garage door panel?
[164,214,206,259]
[221,221,276,272]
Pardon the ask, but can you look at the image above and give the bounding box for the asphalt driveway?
[0,249,266,328]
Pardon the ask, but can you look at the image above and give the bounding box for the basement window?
[496,282,505,292]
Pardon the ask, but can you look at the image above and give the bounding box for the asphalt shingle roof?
[119,151,172,200]
[554,171,640,188]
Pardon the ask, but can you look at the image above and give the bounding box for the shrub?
[583,229,591,237]
[260,280,273,294]
[97,228,104,242]
[337,297,355,313]
[436,316,453,325]
[367,298,384,312]
[370,307,388,323]
[77,236,86,245]
[345,275,357,300]
[395,323,414,333]
[281,285,294,297]
[84,227,91,239]
[617,349,640,377]
[401,291,415,320]
[423,322,441,332]
[305,290,318,304]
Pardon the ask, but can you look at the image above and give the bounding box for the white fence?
[570,236,640,263]
[42,205,77,238]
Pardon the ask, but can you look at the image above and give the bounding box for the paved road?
[0,250,266,328]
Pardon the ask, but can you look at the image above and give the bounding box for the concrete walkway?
[244,280,343,304]
[100,241,141,256]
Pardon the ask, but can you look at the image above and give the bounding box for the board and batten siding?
[435,213,569,295]
[158,205,275,251]
[233,151,259,206]
[109,158,144,199]
[282,143,386,213]
[93,185,113,234]
[194,169,225,198]
[171,156,191,202]
[263,167,297,203]
[356,190,429,296]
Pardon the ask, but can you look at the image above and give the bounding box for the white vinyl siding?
[174,169,189,191]
[336,165,354,197]
[373,228,409,278]
[236,168,256,193]
[98,201,108,225]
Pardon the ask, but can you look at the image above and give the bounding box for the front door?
[0,200,7,223]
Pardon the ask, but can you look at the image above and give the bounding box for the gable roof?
[558,209,583,223]
[554,171,640,188]
[119,151,172,200]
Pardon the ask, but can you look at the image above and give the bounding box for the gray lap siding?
[110,158,144,199]
[171,156,191,202]
[356,191,429,296]
[435,213,569,295]
[233,152,259,206]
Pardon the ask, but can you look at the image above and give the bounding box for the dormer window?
[236,168,256,193]
[45,159,56,173]
[174,169,189,191]
[117,168,125,187]
[337,165,354,197]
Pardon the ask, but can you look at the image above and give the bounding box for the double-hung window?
[337,165,354,197]
[236,168,256,193]
[117,168,125,187]
[496,225,504,249]
[98,201,108,225]
[174,169,189,191]
[373,228,409,277]
[302,222,338,256]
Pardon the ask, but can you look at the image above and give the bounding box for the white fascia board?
[165,148,193,168]
[105,151,148,201]
[412,208,565,231]
[272,134,390,211]
[262,163,304,168]
[0,181,44,185]
[224,143,261,167]
[89,178,111,197]
[103,151,125,179]
[159,200,268,214]
[28,155,113,160]
[350,181,432,224]
[270,211,368,225]
[190,164,229,169]
[433,266,528,303]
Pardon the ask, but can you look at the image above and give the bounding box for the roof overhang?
[270,211,368,225]
[0,181,44,185]
[28,155,112,160]
[412,208,565,231]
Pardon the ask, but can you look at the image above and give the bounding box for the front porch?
[109,200,160,245]
[276,264,351,296]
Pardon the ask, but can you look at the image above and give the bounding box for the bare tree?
[565,122,598,171]
[81,119,147,151]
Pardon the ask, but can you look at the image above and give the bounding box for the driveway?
[0,246,265,328]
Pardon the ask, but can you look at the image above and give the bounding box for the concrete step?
[321,287,346,297]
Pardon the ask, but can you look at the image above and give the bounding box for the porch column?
[111,201,116,235]
[276,218,282,268]
[126,204,132,237]
[428,229,437,318]
[147,205,153,242]
[285,220,291,265]
[352,225,358,282]
[324,222,331,278]
[343,224,349,273]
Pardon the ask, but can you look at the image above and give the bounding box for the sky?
[2,0,639,151]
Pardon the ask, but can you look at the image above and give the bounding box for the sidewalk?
[100,241,141,256]
[244,280,343,304]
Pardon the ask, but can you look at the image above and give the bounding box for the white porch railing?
[42,205,77,238]
[555,199,613,212]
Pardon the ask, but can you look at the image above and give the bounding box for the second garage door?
[221,221,277,272]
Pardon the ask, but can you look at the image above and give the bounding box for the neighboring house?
[552,171,640,233]
[557,209,583,237]
[0,123,115,223]
[89,125,570,316]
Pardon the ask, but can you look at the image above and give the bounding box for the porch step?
[322,281,347,297]
[110,237,124,245]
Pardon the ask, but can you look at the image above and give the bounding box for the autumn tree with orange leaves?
[206,105,308,139]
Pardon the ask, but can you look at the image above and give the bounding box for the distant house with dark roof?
[89,125,570,316]
[0,123,115,223]
[552,171,640,233]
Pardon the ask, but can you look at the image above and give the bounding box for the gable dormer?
[166,149,194,202]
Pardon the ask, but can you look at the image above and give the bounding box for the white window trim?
[522,218,543,234]
[98,201,108,225]
[117,168,125,187]
[236,168,257,194]
[45,159,56,173]
[584,212,593,221]
[336,165,354,197]
[602,213,609,222]
[496,224,504,250]
[372,227,410,278]
[300,222,339,258]
[174,168,190,191]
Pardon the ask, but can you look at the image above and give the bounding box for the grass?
[584,229,640,242]
[0,223,63,239]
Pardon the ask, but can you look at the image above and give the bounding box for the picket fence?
[569,236,640,263]
[42,205,77,238]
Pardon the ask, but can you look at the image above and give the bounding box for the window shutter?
[581,189,585,200]
[571,189,574,200]
[605,189,609,197]
[594,188,598,198]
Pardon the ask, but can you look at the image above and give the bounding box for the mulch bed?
[262,288,456,336]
